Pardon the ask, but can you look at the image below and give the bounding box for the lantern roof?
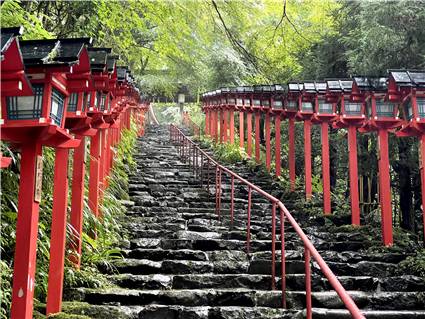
[1,26,23,61]
[20,38,92,67]
[408,71,425,87]
[315,82,327,93]
[353,76,387,92]
[325,79,352,93]
[1,26,33,96]
[389,70,425,88]
[243,86,254,93]
[272,84,285,93]
[88,47,112,72]
[302,82,316,93]
[288,82,302,92]
[221,87,230,93]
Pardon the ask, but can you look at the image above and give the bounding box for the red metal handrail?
[170,124,365,319]
[182,112,201,138]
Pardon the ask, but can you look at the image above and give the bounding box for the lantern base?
[1,122,79,148]
[296,111,314,121]
[313,114,338,124]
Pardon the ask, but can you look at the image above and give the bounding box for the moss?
[397,249,425,277]
[49,314,91,319]
[59,301,132,319]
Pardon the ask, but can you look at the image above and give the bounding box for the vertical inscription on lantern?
[34,155,43,203]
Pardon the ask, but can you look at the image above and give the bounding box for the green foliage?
[213,142,247,164]
[398,249,425,278]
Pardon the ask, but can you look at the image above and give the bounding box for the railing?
[169,124,365,319]
[182,112,201,139]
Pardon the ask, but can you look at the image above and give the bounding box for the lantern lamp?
[271,84,285,111]
[285,82,301,114]
[243,86,253,110]
[236,86,244,108]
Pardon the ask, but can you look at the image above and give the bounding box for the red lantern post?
[312,82,338,215]
[270,85,285,177]
[87,48,112,218]
[285,83,301,191]
[1,35,81,319]
[252,85,263,163]
[391,70,425,243]
[354,76,402,246]
[235,87,245,148]
[298,82,317,200]
[328,79,364,226]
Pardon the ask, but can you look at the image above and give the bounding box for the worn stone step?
[68,288,425,310]
[111,273,425,293]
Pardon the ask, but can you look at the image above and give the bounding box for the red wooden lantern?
[271,84,285,177]
[285,82,302,191]
[86,48,113,219]
[297,82,318,200]
[2,35,93,319]
[252,85,265,163]
[391,70,425,244]
[235,86,245,148]
[38,38,93,316]
[311,82,338,215]
[244,86,255,158]
[226,87,237,144]
[352,76,402,246]
[219,87,229,143]
[258,85,273,170]
[327,79,363,226]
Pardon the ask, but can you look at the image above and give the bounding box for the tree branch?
[210,0,260,71]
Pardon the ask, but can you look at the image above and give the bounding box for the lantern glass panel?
[244,98,251,106]
[236,98,243,106]
[253,99,261,106]
[301,102,313,112]
[376,99,396,118]
[273,100,283,109]
[286,100,297,110]
[84,92,91,111]
[67,92,79,112]
[405,100,413,120]
[318,101,333,113]
[344,102,362,116]
[50,88,65,126]
[417,97,425,118]
[262,99,270,107]
[228,98,236,105]
[96,92,102,109]
[99,94,106,111]
[6,84,44,120]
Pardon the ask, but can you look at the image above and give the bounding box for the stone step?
[68,288,425,310]
[110,273,425,292]
[60,302,425,319]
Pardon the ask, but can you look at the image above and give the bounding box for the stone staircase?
[65,125,425,318]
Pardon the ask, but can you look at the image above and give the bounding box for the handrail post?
[271,201,277,290]
[247,186,252,254]
[280,207,286,308]
[230,175,235,228]
[215,167,222,221]
[305,245,312,319]
[207,158,210,197]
